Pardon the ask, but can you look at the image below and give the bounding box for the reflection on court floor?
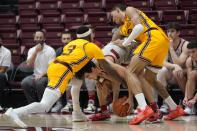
[0,113,197,131]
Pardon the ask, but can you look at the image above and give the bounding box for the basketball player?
[183,40,197,114]
[111,4,184,124]
[76,38,161,122]
[3,26,126,128]
[157,22,189,114]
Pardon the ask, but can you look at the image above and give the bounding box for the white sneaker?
[51,101,63,113]
[0,106,3,112]
[184,106,196,115]
[83,103,96,114]
[160,103,169,114]
[3,108,27,128]
[72,111,89,122]
[61,103,73,113]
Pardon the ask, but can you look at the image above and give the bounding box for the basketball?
[113,96,131,117]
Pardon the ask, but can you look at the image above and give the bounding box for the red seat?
[179,0,197,10]
[127,0,153,11]
[154,0,178,10]
[61,0,83,12]
[163,10,189,24]
[81,0,106,12]
[180,24,196,41]
[35,1,60,15]
[63,12,86,28]
[143,11,163,25]
[0,14,16,25]
[95,26,113,45]
[191,9,197,25]
[86,12,108,26]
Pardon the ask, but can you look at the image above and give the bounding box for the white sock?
[135,93,147,110]
[164,96,177,110]
[14,88,61,116]
[71,77,83,113]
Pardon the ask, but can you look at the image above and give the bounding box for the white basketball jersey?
[168,38,186,63]
[102,42,133,65]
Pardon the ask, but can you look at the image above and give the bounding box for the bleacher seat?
[18,0,36,15]
[63,12,86,28]
[179,0,197,10]
[163,10,189,24]
[61,0,83,12]
[35,1,60,15]
[80,0,106,12]
[154,0,179,10]
[191,9,197,25]
[144,10,163,25]
[180,24,196,41]
[86,12,108,26]
[127,0,154,11]
[95,26,113,45]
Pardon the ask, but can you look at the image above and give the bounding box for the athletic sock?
[164,96,177,110]
[135,93,147,110]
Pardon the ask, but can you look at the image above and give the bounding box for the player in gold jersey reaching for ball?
[3,26,126,128]
[111,4,184,124]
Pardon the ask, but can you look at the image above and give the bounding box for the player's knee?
[39,102,51,112]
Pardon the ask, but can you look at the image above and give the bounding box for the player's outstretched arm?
[97,59,127,88]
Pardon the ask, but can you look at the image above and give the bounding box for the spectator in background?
[0,33,11,111]
[157,22,189,114]
[183,40,197,115]
[21,30,56,104]
[51,31,73,112]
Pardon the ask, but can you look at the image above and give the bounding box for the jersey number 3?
[63,45,76,55]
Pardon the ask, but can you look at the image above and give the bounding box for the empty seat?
[154,0,178,10]
[0,14,16,25]
[86,12,108,26]
[180,24,196,41]
[179,0,197,10]
[95,26,113,45]
[61,0,83,12]
[127,0,153,11]
[191,9,197,25]
[81,0,106,12]
[144,11,163,25]
[35,1,60,15]
[63,12,86,28]
[163,10,189,24]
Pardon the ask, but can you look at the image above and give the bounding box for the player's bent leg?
[3,88,61,128]
[126,55,154,125]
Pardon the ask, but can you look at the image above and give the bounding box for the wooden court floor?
[0,113,197,131]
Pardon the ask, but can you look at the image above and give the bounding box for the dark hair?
[61,31,72,38]
[166,22,181,31]
[75,61,96,79]
[112,4,127,11]
[76,26,91,41]
[35,30,46,37]
[187,40,197,49]
[84,24,95,33]
[0,33,3,40]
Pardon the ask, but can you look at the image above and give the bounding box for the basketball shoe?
[83,100,96,114]
[89,110,111,121]
[164,105,184,120]
[146,109,163,123]
[129,105,154,125]
[61,101,73,113]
